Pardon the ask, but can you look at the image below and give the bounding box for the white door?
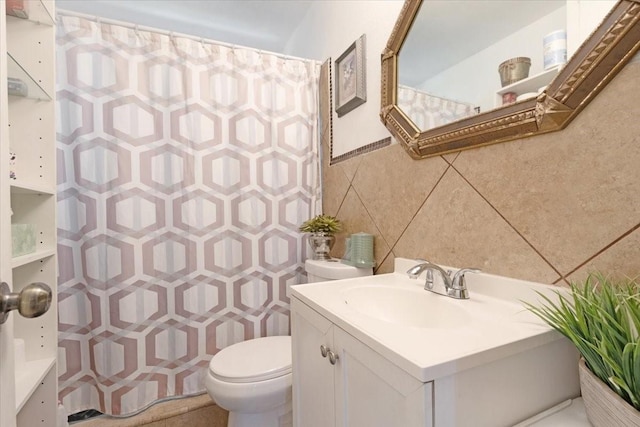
[1,4,18,425]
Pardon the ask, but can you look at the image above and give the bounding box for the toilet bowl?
[206,336,292,427]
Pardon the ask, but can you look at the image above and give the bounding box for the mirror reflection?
[397,0,611,132]
[381,0,639,159]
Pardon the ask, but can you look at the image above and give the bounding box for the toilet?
[305,258,373,283]
[205,259,372,427]
[206,336,293,427]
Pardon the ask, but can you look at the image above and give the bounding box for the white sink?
[342,284,471,329]
[292,257,569,381]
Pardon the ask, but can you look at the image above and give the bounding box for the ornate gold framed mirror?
[381,0,640,159]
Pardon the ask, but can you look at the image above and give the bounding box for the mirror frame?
[381,0,640,159]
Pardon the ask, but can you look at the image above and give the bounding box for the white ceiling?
[56,0,315,54]
[56,0,571,86]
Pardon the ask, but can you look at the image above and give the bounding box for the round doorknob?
[0,282,52,324]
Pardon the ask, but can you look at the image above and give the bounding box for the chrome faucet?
[406,260,480,299]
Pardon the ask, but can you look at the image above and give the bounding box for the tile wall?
[323,62,640,286]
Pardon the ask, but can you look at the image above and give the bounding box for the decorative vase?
[579,358,640,426]
[308,233,335,260]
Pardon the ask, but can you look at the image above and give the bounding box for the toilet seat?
[209,336,291,383]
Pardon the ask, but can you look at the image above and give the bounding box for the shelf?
[15,357,56,412]
[7,52,52,101]
[6,0,55,27]
[496,66,562,96]
[12,248,55,268]
[10,182,55,195]
[4,0,57,423]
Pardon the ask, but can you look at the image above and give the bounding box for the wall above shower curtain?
[56,13,320,416]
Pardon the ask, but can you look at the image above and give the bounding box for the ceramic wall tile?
[393,169,560,283]
[454,63,640,277]
[338,156,362,183]
[352,143,448,247]
[375,252,395,275]
[442,152,460,165]
[333,188,391,268]
[321,163,350,217]
[566,226,640,284]
[322,62,640,287]
[320,119,330,170]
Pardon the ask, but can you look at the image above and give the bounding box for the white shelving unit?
[15,357,56,412]
[495,66,561,107]
[1,1,57,426]
[489,0,616,110]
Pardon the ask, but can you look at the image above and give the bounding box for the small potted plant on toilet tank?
[299,214,341,260]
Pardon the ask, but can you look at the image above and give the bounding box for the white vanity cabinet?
[292,297,434,427]
[290,261,581,427]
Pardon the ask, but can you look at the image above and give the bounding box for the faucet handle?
[451,268,480,290]
[406,259,429,279]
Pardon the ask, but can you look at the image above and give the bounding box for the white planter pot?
[579,358,640,427]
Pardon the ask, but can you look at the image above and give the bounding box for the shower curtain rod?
[57,9,316,64]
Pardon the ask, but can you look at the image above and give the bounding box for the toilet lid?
[209,336,292,383]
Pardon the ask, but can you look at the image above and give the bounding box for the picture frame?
[335,34,366,117]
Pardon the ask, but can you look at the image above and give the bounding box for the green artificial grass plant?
[526,273,640,410]
[298,214,342,234]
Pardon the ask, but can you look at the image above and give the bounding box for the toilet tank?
[305,259,373,283]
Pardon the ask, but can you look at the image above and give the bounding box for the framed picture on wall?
[335,34,366,117]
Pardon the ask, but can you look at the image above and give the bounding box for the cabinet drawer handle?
[328,350,339,365]
[320,344,328,358]
[0,282,52,324]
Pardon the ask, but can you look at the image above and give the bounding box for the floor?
[72,394,228,427]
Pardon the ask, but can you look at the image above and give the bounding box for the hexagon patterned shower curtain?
[55,14,319,416]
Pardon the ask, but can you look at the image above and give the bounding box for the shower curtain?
[55,15,319,416]
[397,84,476,130]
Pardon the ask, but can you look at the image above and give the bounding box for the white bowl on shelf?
[516,92,538,101]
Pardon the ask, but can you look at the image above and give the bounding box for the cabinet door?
[333,327,433,427]
[291,298,336,427]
